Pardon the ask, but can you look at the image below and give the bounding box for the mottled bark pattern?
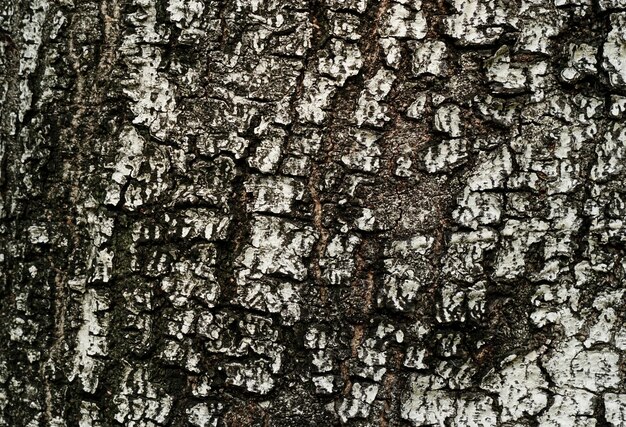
[1,0,626,426]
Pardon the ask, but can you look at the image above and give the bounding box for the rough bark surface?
[1,0,626,426]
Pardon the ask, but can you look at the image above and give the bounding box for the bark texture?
[1,0,626,426]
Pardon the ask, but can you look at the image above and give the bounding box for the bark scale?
[1,0,626,426]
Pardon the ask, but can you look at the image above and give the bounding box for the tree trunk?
[1,0,626,425]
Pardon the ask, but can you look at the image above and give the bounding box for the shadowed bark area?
[1,0,626,426]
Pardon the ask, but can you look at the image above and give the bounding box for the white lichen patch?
[237,215,317,281]
[320,234,361,286]
[561,43,597,82]
[79,401,102,427]
[453,189,502,229]
[327,0,367,13]
[234,281,302,324]
[167,0,203,25]
[104,126,145,206]
[121,1,178,139]
[591,123,626,181]
[354,69,396,127]
[166,209,229,241]
[337,382,379,422]
[28,225,49,244]
[603,13,626,89]
[422,138,468,173]
[341,129,383,173]
[296,75,336,124]
[468,146,513,191]
[443,0,505,45]
[402,375,496,426]
[167,0,205,42]
[387,235,434,257]
[599,0,626,8]
[85,212,115,248]
[113,367,173,426]
[69,289,110,394]
[380,235,434,311]
[328,11,361,41]
[406,93,428,119]
[341,144,381,173]
[454,395,498,427]
[378,2,427,40]
[604,394,626,427]
[609,95,626,118]
[474,94,518,126]
[379,37,403,68]
[516,4,566,54]
[403,346,428,369]
[353,334,388,381]
[402,387,455,425]
[538,388,595,427]
[434,104,462,137]
[186,402,223,427]
[161,259,220,308]
[248,131,284,173]
[412,41,448,77]
[443,229,497,282]
[311,350,333,373]
[90,248,114,284]
[122,47,178,139]
[613,315,626,350]
[318,39,362,86]
[485,46,527,93]
[16,0,49,123]
[312,375,334,394]
[281,155,311,176]
[437,282,468,323]
[394,152,413,177]
[481,351,549,422]
[494,219,549,279]
[543,338,621,392]
[245,176,304,214]
[354,207,376,231]
[584,289,624,347]
[224,361,276,395]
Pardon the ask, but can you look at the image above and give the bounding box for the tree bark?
[1,0,626,425]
